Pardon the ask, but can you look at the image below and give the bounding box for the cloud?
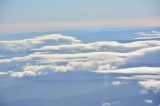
[118,46,160,68]
[0,56,31,64]
[112,81,127,86]
[32,40,160,53]
[101,102,111,106]
[112,81,121,86]
[33,34,81,44]
[1,46,160,77]
[144,99,153,104]
[0,34,81,52]
[0,32,160,78]
[101,101,120,106]
[138,80,160,93]
[136,31,160,37]
[118,75,160,80]
[0,72,9,76]
[2,44,160,75]
[96,67,160,75]
[135,31,160,39]
[10,71,39,78]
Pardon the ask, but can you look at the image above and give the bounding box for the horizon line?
[0,18,160,34]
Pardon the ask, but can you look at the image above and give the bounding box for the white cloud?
[1,46,160,77]
[138,80,160,93]
[101,101,120,106]
[33,34,81,44]
[144,99,153,104]
[32,40,160,53]
[0,33,160,78]
[112,81,121,86]
[136,31,160,37]
[117,46,160,68]
[0,34,81,52]
[0,55,31,64]
[101,102,111,106]
[118,75,160,80]
[96,67,160,74]
[10,71,38,78]
[112,81,127,86]
[139,90,148,95]
[0,72,9,76]
[135,31,160,39]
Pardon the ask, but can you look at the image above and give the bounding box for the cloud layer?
[0,31,160,78]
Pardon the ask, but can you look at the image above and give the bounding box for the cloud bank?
[0,31,160,78]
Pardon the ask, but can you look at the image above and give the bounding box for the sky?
[0,0,160,33]
[0,1,160,105]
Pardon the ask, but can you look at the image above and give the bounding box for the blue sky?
[0,1,160,105]
[0,0,160,33]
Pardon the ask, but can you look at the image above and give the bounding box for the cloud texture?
[0,31,160,78]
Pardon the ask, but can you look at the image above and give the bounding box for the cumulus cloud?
[138,80,160,93]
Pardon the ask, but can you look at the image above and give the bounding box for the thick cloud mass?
[0,32,160,78]
[138,80,160,93]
